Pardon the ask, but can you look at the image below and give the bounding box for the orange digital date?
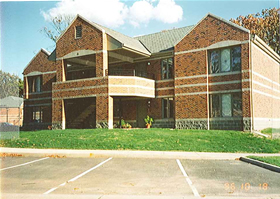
[224,183,268,191]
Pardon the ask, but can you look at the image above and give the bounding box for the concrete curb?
[1,147,280,160]
[240,157,280,173]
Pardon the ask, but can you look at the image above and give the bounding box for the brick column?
[96,31,108,77]
[52,99,65,130]
[96,51,108,77]
[241,43,252,131]
[56,60,66,82]
[96,95,113,129]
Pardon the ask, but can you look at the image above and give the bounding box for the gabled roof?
[174,13,250,47]
[90,20,151,55]
[135,25,195,53]
[0,96,23,108]
[23,48,50,75]
[56,15,151,56]
[41,48,51,56]
[46,13,251,58]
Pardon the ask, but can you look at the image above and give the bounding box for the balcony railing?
[108,69,155,80]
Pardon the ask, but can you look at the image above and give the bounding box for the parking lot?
[1,156,280,199]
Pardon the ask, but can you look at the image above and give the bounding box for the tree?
[41,14,74,43]
[230,8,280,55]
[0,70,23,99]
[18,79,24,98]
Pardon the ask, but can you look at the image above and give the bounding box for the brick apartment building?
[23,13,280,131]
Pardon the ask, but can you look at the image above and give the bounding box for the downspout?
[250,35,254,132]
[206,51,210,130]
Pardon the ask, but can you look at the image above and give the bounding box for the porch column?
[56,60,66,82]
[24,76,29,99]
[52,99,66,130]
[96,95,113,129]
[96,30,108,77]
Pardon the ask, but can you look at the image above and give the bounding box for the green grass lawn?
[261,128,280,136]
[247,156,280,167]
[1,129,280,153]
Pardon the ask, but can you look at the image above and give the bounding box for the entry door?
[137,100,147,128]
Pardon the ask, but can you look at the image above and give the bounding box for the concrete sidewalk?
[1,147,280,159]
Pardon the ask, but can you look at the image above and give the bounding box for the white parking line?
[43,157,113,195]
[0,157,49,171]
[176,159,200,197]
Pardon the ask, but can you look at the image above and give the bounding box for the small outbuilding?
[0,96,23,126]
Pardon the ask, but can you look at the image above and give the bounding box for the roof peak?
[134,25,195,39]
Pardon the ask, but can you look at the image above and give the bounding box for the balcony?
[108,69,155,98]
[108,69,155,80]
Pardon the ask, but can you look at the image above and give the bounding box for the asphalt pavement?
[1,156,280,199]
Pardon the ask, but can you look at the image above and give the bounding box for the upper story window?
[209,46,241,74]
[161,58,173,79]
[75,25,82,39]
[28,76,42,93]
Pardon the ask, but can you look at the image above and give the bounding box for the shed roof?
[0,96,23,108]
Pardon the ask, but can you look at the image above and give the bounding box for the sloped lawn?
[1,129,280,153]
[247,156,280,167]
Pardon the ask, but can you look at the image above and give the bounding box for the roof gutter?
[122,46,151,57]
[251,34,280,63]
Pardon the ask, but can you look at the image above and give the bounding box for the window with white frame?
[162,98,174,118]
[209,46,241,74]
[161,58,173,79]
[28,76,42,93]
[210,93,242,118]
[32,107,43,123]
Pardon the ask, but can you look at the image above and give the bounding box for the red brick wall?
[52,78,108,99]
[174,14,250,129]
[52,99,63,126]
[147,60,161,80]
[148,98,162,119]
[23,49,57,128]
[23,50,56,75]
[96,95,110,123]
[175,15,249,52]
[122,100,137,120]
[56,16,103,58]
[0,107,23,126]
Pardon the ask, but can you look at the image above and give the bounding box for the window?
[32,107,43,123]
[222,94,232,117]
[210,93,242,118]
[28,76,42,93]
[75,25,82,38]
[209,46,241,74]
[161,58,173,79]
[162,98,174,118]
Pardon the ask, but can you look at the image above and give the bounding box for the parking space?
[0,156,44,170]
[54,158,193,196]
[1,157,108,194]
[1,156,280,198]
[180,159,280,198]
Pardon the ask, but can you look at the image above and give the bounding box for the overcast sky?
[1,0,279,77]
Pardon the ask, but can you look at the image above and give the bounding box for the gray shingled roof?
[54,13,249,58]
[134,25,195,53]
[92,22,151,55]
[0,96,23,108]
